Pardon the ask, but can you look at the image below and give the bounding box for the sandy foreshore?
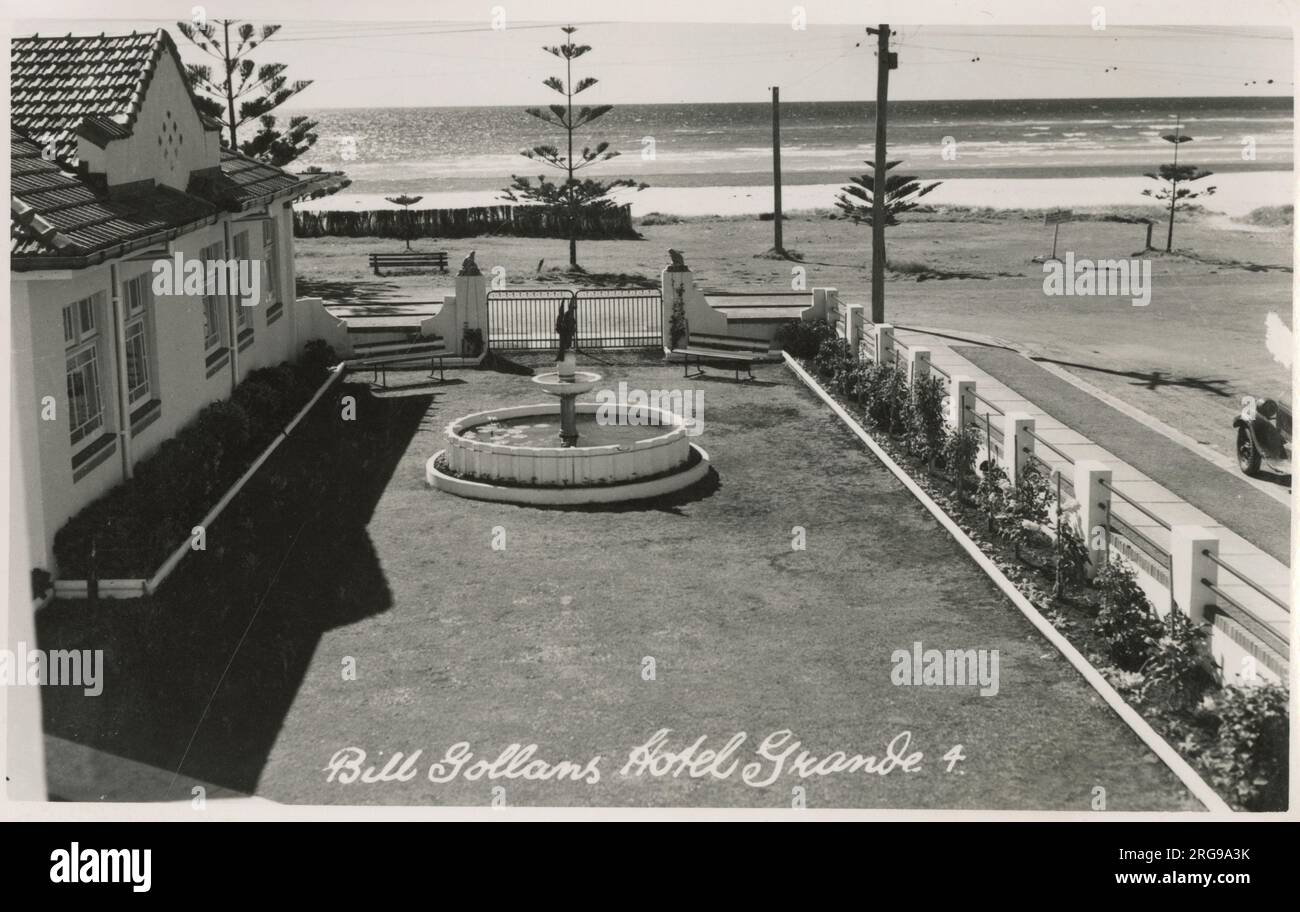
[298,170,1293,218]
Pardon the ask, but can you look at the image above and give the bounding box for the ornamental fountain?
[427,256,709,506]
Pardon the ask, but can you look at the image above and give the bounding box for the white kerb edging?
[783,352,1232,814]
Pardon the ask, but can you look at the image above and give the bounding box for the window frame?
[200,241,226,352]
[62,293,106,449]
[232,230,252,335]
[262,217,279,306]
[121,272,155,407]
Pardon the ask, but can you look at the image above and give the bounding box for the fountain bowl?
[531,370,602,397]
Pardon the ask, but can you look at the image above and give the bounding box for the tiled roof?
[11,130,218,268]
[10,29,318,270]
[10,29,220,167]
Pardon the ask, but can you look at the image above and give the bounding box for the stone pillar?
[907,346,931,388]
[662,263,692,350]
[1002,412,1035,486]
[808,287,830,323]
[1170,526,1218,623]
[874,323,894,366]
[949,376,975,431]
[1074,460,1112,578]
[845,304,865,355]
[455,252,487,356]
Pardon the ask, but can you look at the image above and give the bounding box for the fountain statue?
[538,297,595,446]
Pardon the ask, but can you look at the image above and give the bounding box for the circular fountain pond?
[427,400,710,505]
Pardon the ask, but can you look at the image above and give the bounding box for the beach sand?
[297,171,1293,219]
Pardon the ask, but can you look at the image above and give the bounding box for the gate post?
[663,257,692,351]
[455,252,488,356]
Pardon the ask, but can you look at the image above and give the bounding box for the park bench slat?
[671,334,768,381]
[351,337,445,356]
[368,251,449,275]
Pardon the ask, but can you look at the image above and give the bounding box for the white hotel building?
[9,29,323,577]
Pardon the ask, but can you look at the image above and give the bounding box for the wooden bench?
[349,335,448,386]
[670,328,770,381]
[368,251,448,275]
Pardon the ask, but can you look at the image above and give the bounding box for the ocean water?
[291,96,1293,197]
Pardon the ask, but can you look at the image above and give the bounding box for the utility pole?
[1166,114,1181,253]
[771,85,785,256]
[866,24,895,324]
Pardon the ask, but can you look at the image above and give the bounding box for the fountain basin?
[428,402,709,504]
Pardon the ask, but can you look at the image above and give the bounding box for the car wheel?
[1237,428,1261,476]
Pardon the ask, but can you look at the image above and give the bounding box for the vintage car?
[1233,396,1291,477]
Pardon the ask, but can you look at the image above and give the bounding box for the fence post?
[810,287,829,323]
[949,376,975,431]
[845,303,864,356]
[1169,526,1217,623]
[1074,460,1111,578]
[907,346,930,387]
[1003,412,1034,486]
[874,323,894,365]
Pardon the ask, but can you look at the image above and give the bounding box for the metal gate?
[487,287,662,351]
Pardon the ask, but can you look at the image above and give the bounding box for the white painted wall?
[13,205,306,575]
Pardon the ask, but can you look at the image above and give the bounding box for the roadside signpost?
[1043,208,1073,261]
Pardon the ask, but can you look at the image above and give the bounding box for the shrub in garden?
[1054,508,1091,599]
[901,376,946,468]
[1006,460,1052,560]
[844,363,869,403]
[302,339,340,385]
[462,327,485,358]
[813,336,856,381]
[1137,608,1217,713]
[975,460,1010,538]
[53,342,335,579]
[776,318,835,359]
[858,362,896,428]
[883,365,909,431]
[1198,681,1289,811]
[1094,558,1163,670]
[233,365,302,445]
[943,424,980,498]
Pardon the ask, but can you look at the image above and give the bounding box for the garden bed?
[49,342,340,584]
[782,319,1289,812]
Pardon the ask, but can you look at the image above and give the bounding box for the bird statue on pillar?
[458,251,481,276]
[667,248,689,272]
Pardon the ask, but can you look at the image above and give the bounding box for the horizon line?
[284,93,1295,112]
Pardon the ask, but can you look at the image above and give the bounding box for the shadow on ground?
[1033,357,1234,398]
[37,387,432,799]
[298,279,447,305]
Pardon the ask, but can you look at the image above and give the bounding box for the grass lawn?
[297,208,1292,465]
[39,354,1200,809]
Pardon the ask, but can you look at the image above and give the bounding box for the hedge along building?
[9,29,326,578]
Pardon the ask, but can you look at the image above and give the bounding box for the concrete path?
[900,329,1291,655]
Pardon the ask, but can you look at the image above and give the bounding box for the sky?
[13,9,1295,108]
